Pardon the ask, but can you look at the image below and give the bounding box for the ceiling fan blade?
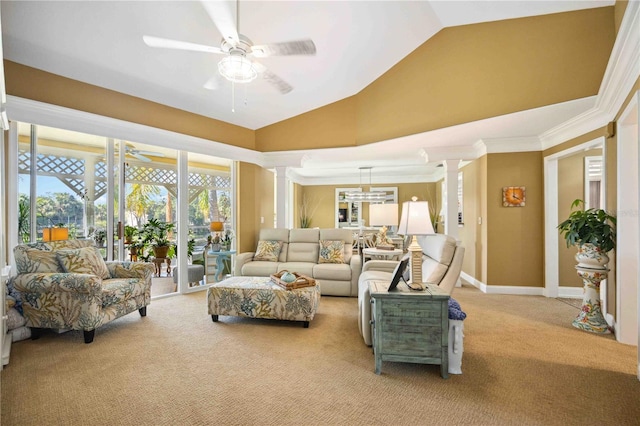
[136,150,165,157]
[251,39,316,58]
[201,0,239,47]
[253,62,292,94]
[129,153,152,163]
[203,74,220,91]
[143,35,223,54]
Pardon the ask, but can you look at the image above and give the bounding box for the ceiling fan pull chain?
[231,81,236,113]
[244,83,248,107]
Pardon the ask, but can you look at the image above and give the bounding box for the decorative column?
[274,166,288,228]
[572,243,611,333]
[442,160,459,240]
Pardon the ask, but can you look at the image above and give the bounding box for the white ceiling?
[1,1,614,183]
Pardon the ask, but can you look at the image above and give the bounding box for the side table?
[369,280,450,378]
[152,257,172,277]
[362,247,403,261]
[207,250,236,282]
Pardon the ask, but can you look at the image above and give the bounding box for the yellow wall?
[256,7,615,149]
[557,149,603,287]
[255,97,357,152]
[296,182,439,230]
[237,162,275,253]
[486,152,544,287]
[4,61,255,150]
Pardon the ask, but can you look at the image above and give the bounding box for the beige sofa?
[357,234,465,345]
[234,228,361,296]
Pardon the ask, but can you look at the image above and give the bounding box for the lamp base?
[406,281,424,291]
[407,235,424,290]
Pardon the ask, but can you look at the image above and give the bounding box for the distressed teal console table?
[369,281,450,378]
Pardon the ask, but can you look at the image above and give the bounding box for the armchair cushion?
[253,240,283,262]
[56,247,111,280]
[318,240,345,264]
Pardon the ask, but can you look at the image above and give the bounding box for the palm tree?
[126,183,160,226]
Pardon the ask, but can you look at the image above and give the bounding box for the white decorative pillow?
[253,240,283,262]
[56,247,111,280]
[318,240,345,264]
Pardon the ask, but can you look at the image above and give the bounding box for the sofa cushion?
[287,229,320,263]
[422,257,448,285]
[253,240,283,262]
[318,240,345,264]
[56,247,111,280]
[14,244,62,274]
[241,261,280,276]
[313,263,352,281]
[277,262,315,278]
[417,234,457,266]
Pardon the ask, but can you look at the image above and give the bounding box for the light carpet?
[1,284,639,425]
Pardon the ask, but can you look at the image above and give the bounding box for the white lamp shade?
[397,200,435,236]
[369,203,398,227]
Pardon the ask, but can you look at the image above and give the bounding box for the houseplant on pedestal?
[557,199,616,333]
[140,218,175,258]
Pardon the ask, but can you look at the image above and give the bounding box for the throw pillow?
[14,246,62,274]
[56,247,111,280]
[253,240,283,262]
[318,240,345,264]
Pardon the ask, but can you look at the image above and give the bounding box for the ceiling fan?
[125,143,165,163]
[142,0,316,95]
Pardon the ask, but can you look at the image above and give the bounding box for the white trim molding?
[460,272,543,296]
[540,1,640,149]
[558,287,584,299]
[6,96,265,167]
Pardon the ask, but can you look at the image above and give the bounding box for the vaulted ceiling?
[1,1,616,183]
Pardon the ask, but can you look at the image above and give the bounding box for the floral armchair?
[10,239,154,343]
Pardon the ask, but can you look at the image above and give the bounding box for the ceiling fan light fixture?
[218,53,257,84]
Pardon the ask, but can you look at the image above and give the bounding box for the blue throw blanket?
[448,297,467,321]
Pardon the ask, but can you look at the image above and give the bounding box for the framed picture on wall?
[503,186,526,207]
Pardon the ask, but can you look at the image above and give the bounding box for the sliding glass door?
[13,121,234,297]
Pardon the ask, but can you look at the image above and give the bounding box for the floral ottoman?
[207,276,320,328]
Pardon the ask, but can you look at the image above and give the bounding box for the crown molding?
[287,166,444,186]
[540,1,640,150]
[419,145,479,163]
[5,96,264,166]
[477,137,542,154]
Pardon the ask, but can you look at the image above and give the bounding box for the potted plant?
[220,229,234,251]
[140,218,175,258]
[90,228,106,247]
[124,225,138,244]
[557,199,616,268]
[557,199,616,333]
[128,239,145,262]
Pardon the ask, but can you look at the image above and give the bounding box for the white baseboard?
[460,272,569,296]
[557,287,583,298]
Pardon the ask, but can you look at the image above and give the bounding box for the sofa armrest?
[349,254,362,296]
[106,261,154,280]
[11,273,102,294]
[362,260,399,274]
[234,252,255,276]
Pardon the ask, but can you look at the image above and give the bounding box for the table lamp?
[210,221,224,233]
[397,196,435,291]
[369,203,398,249]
